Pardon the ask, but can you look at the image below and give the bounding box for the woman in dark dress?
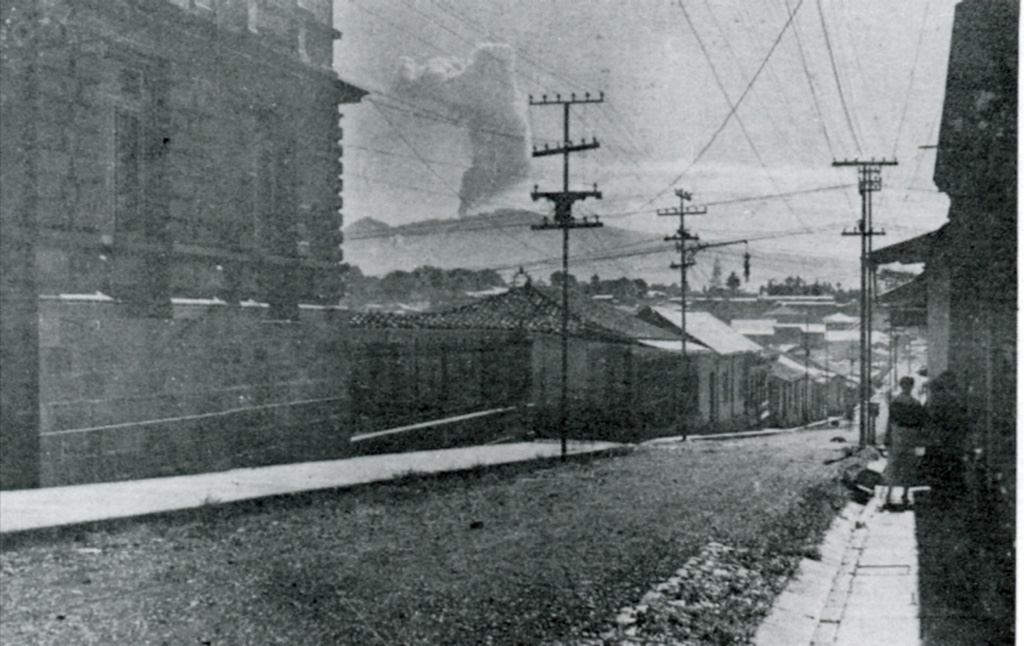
[884,376,927,508]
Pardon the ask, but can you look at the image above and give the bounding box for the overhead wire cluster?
[337,0,944,284]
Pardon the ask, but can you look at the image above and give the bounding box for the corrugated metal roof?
[826,329,860,342]
[870,225,946,265]
[764,305,802,318]
[825,328,889,344]
[651,307,763,355]
[773,322,826,334]
[637,339,713,354]
[731,319,777,336]
[823,312,858,324]
[776,354,828,381]
[769,361,804,382]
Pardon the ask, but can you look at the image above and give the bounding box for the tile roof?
[349,284,678,344]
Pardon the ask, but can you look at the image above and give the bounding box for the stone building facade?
[1,0,365,488]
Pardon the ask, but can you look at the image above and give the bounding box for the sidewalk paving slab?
[0,440,624,535]
[755,458,923,646]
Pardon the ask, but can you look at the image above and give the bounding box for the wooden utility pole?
[529,92,604,460]
[803,311,811,423]
[657,189,707,435]
[835,158,896,447]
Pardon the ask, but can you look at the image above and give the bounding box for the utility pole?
[835,158,896,447]
[657,189,707,435]
[824,336,831,416]
[803,311,811,423]
[890,319,897,392]
[529,91,604,460]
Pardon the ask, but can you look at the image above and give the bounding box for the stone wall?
[24,0,361,313]
[37,300,354,485]
[36,302,540,486]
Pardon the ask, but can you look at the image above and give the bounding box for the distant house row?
[346,283,855,450]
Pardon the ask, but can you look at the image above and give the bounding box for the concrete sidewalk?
[756,460,921,646]
[0,440,623,535]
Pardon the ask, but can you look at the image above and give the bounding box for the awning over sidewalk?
[869,224,947,266]
[879,273,927,306]
[880,272,928,327]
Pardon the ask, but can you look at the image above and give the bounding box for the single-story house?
[640,307,766,431]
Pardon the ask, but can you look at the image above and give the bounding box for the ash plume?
[395,44,531,216]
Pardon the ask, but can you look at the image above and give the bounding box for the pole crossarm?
[664,233,700,243]
[842,228,886,237]
[831,158,898,167]
[531,187,603,204]
[532,216,603,231]
[533,139,600,157]
[529,92,605,106]
[656,205,709,216]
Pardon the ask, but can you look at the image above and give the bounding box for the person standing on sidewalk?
[884,376,927,508]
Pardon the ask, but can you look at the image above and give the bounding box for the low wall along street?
[37,300,354,486]
[33,301,535,487]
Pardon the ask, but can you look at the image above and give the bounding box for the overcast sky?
[332,0,956,287]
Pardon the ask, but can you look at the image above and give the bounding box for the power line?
[579,183,854,221]
[892,0,932,156]
[784,0,835,159]
[678,0,825,234]
[423,0,655,165]
[347,172,459,198]
[341,184,856,242]
[389,0,654,184]
[369,100,550,258]
[348,143,470,170]
[815,0,862,154]
[643,0,807,210]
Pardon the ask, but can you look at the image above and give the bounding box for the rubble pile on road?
[577,541,793,645]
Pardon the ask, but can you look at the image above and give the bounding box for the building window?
[107,63,149,237]
[252,143,276,248]
[114,109,143,232]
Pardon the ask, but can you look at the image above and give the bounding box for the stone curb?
[753,497,879,646]
[0,441,631,539]
[686,418,845,442]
